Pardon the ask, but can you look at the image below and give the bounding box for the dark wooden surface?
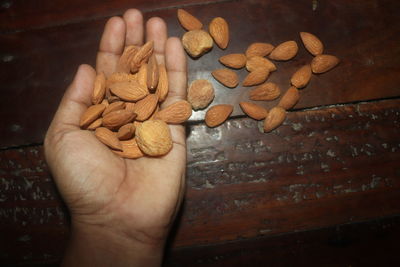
[1,0,400,265]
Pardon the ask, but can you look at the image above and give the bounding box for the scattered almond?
[117,45,138,73]
[136,120,173,156]
[300,32,324,56]
[154,100,192,124]
[109,81,149,102]
[212,68,239,88]
[132,94,159,121]
[311,54,340,73]
[239,102,268,120]
[278,86,300,110]
[106,72,137,88]
[246,56,276,72]
[113,138,144,159]
[87,118,103,131]
[187,79,215,110]
[263,107,286,133]
[209,17,229,49]
[95,127,122,151]
[177,9,203,31]
[246,42,274,58]
[117,123,136,140]
[137,63,148,88]
[156,64,169,103]
[80,104,106,128]
[219,53,247,69]
[269,41,298,61]
[243,68,270,87]
[92,72,106,104]
[102,109,137,129]
[103,101,126,116]
[182,30,213,58]
[291,64,312,88]
[147,54,159,91]
[249,82,281,101]
[130,41,154,73]
[205,104,233,127]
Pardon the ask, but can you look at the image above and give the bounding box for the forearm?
[62,221,165,267]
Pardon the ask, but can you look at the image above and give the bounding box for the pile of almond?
[178,9,339,131]
[79,41,192,158]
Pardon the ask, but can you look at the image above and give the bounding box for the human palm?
[45,9,187,247]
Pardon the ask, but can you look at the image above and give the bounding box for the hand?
[44,9,187,266]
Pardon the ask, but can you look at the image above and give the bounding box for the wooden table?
[1,0,400,265]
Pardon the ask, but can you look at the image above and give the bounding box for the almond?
[103,101,126,116]
[219,54,247,69]
[291,64,312,88]
[182,30,213,58]
[102,109,137,129]
[239,102,268,120]
[156,64,169,103]
[154,100,192,124]
[300,32,324,56]
[149,105,160,120]
[87,118,103,130]
[117,45,138,73]
[177,9,203,31]
[269,41,298,61]
[95,127,122,151]
[132,94,159,121]
[107,95,121,103]
[125,102,135,113]
[136,120,173,156]
[243,68,270,87]
[112,138,144,159]
[137,63,147,88]
[209,17,229,49]
[147,54,159,91]
[205,104,233,127]
[130,41,154,73]
[106,72,137,88]
[80,104,106,128]
[92,72,106,104]
[109,81,149,102]
[187,79,215,110]
[245,42,274,58]
[311,54,340,74]
[117,123,136,140]
[246,56,276,72]
[101,99,109,107]
[278,86,300,110]
[212,68,239,88]
[249,82,281,101]
[263,107,286,133]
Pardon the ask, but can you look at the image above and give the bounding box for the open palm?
[44,9,187,247]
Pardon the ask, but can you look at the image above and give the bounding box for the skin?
[44,9,187,267]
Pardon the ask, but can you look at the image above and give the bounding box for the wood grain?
[1,99,399,264]
[1,0,400,148]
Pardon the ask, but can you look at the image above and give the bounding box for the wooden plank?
[1,0,400,148]
[1,99,399,264]
[0,0,227,32]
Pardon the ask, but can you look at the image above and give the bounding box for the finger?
[146,17,168,64]
[49,64,96,132]
[123,9,144,46]
[96,16,126,77]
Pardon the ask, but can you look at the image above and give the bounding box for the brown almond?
[102,110,137,129]
[311,54,340,74]
[246,56,276,72]
[103,101,126,116]
[291,65,312,88]
[263,107,286,133]
[245,42,275,58]
[106,72,137,88]
[209,17,229,49]
[136,120,173,156]
[95,127,122,151]
[107,95,121,103]
[239,102,268,120]
[113,138,144,159]
[154,100,192,124]
[117,45,139,73]
[130,41,154,73]
[187,79,215,110]
[269,41,298,61]
[212,68,239,88]
[132,94,159,121]
[156,64,169,103]
[278,86,300,110]
[137,63,147,88]
[101,99,109,107]
[109,81,149,101]
[205,104,233,127]
[243,68,270,87]
[182,30,213,58]
[125,102,135,113]
[87,118,103,130]
[148,104,160,120]
[249,82,281,101]
[177,9,203,31]
[300,32,324,56]
[80,104,106,128]
[92,72,106,104]
[219,53,247,69]
[117,123,136,140]
[146,54,159,91]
